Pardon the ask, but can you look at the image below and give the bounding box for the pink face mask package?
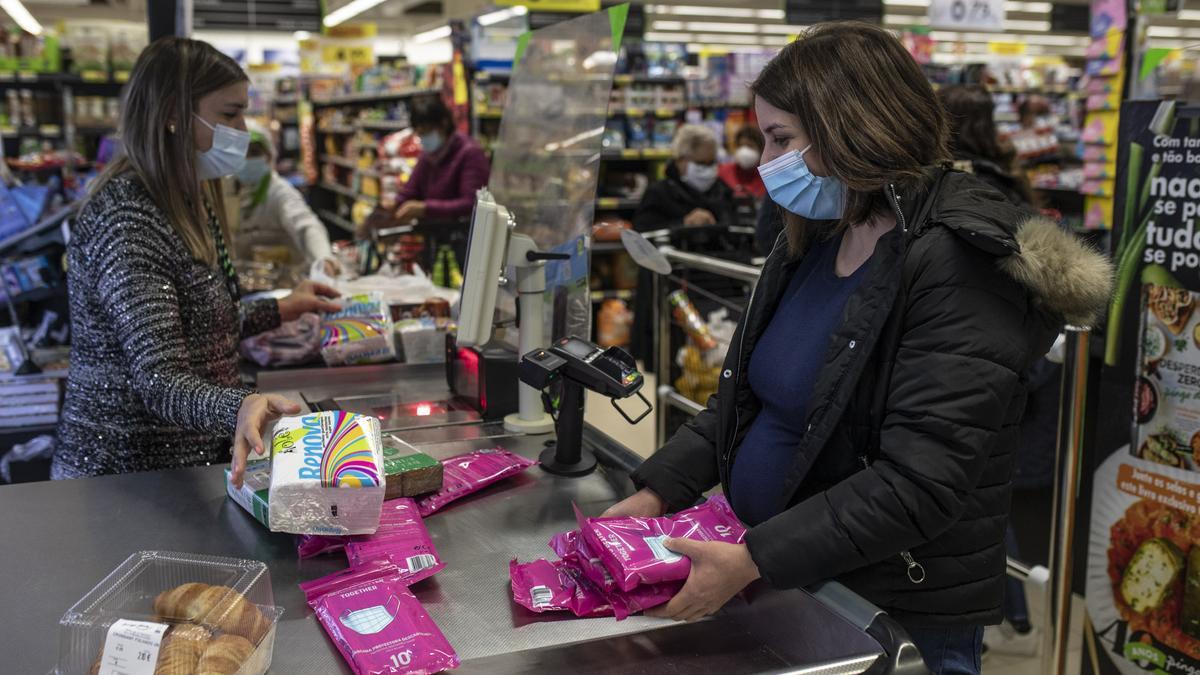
[298,534,347,559]
[303,562,460,675]
[509,559,612,618]
[344,499,444,585]
[416,448,537,517]
[575,494,747,592]
[548,530,681,620]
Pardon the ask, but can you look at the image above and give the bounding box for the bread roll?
[153,583,268,643]
[195,634,254,675]
[154,624,211,675]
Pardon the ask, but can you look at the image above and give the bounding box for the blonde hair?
[87,37,247,266]
[671,124,718,161]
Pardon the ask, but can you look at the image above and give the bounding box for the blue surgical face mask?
[235,157,271,187]
[420,131,443,154]
[758,145,845,220]
[194,114,250,180]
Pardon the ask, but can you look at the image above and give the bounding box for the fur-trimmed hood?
[920,170,1114,327]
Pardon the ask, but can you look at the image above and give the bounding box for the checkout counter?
[4,359,925,674]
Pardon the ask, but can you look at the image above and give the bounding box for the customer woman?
[939,84,1035,207]
[632,124,735,231]
[604,23,1111,674]
[718,126,767,200]
[389,95,490,226]
[52,37,340,486]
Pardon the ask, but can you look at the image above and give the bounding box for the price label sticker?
[929,0,1005,32]
[97,619,168,675]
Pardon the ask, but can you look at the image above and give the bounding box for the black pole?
[539,379,597,477]
[147,0,191,42]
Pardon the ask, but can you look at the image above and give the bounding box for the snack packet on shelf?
[509,559,612,618]
[575,495,746,592]
[416,448,537,517]
[319,291,397,366]
[302,562,459,675]
[268,411,386,535]
[344,498,444,585]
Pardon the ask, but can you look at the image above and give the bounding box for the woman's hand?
[231,393,302,488]
[278,280,342,322]
[395,200,426,224]
[683,208,717,227]
[648,539,761,622]
[601,487,667,518]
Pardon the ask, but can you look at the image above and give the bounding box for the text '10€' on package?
[320,291,396,366]
[268,411,386,536]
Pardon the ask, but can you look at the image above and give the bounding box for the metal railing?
[650,247,1089,674]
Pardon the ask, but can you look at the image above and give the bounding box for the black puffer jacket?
[632,162,736,231]
[631,169,1112,626]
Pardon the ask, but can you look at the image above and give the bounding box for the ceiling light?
[414,25,451,43]
[1007,2,1052,12]
[293,30,312,40]
[647,5,784,19]
[1181,10,1200,20]
[0,0,41,35]
[324,0,387,27]
[478,5,528,26]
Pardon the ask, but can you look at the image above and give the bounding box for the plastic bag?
[575,495,746,592]
[416,448,537,517]
[240,313,323,367]
[303,561,459,675]
[344,498,444,585]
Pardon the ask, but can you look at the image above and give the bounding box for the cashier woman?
[52,37,339,485]
[605,23,1111,675]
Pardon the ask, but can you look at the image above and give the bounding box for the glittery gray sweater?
[53,176,280,478]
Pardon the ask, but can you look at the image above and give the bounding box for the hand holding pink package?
[576,494,746,592]
[416,448,537,517]
[547,529,681,619]
[302,561,459,675]
[345,498,444,584]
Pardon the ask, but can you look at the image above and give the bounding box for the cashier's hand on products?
[231,394,302,488]
[394,200,426,224]
[683,208,717,227]
[278,280,342,322]
[649,539,761,623]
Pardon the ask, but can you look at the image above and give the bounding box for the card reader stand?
[520,336,651,477]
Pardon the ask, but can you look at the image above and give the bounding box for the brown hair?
[938,84,1010,166]
[88,37,247,265]
[751,22,948,254]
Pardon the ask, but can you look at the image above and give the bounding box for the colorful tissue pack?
[320,291,396,366]
[416,448,537,517]
[268,411,385,535]
[510,496,744,621]
[302,561,459,675]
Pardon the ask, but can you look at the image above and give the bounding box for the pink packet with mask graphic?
[606,579,683,620]
[509,559,612,618]
[345,498,444,585]
[416,448,537,517]
[576,494,746,592]
[548,530,682,620]
[303,562,459,675]
[298,534,347,559]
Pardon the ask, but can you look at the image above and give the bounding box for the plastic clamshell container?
[55,551,282,675]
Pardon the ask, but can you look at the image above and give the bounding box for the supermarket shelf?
[317,209,356,234]
[273,95,299,104]
[609,108,684,118]
[358,167,381,178]
[321,154,359,170]
[595,197,640,211]
[317,124,356,135]
[475,108,503,119]
[0,205,75,253]
[311,87,439,108]
[590,289,634,302]
[358,119,409,132]
[1033,185,1083,194]
[0,125,63,138]
[601,148,673,161]
[613,74,688,85]
[73,124,116,135]
[0,72,126,90]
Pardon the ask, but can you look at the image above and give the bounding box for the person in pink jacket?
[392,96,490,224]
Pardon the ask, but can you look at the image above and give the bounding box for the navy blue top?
[730,233,869,526]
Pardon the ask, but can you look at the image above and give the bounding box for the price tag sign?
[929,0,1005,32]
[97,619,168,675]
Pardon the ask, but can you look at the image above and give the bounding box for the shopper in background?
[232,121,335,268]
[1018,94,1053,131]
[718,126,767,199]
[939,84,1035,207]
[387,95,489,227]
[632,123,735,231]
[605,22,1111,675]
[52,37,340,485]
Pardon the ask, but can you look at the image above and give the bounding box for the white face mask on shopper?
[734,146,760,170]
[683,162,718,193]
[194,114,250,180]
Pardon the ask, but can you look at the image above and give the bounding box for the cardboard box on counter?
[225,462,271,529]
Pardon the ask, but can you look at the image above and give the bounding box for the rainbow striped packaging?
[268,411,386,535]
[319,292,396,366]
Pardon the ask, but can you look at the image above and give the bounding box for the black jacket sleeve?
[744,230,1028,589]
[630,393,723,511]
[709,182,737,229]
[633,180,685,231]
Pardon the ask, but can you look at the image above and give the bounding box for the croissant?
[195,634,254,675]
[153,583,269,643]
[87,623,211,675]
